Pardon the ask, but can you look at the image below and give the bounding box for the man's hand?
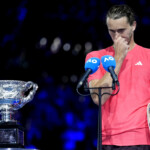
[114,35,129,60]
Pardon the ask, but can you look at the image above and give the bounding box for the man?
[85,4,150,150]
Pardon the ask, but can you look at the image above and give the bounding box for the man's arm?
[89,36,129,105]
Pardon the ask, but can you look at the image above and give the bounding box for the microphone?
[101,55,119,86]
[77,57,100,89]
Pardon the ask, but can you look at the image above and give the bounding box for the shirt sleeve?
[85,51,106,83]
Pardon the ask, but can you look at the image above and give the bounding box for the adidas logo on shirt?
[135,61,142,66]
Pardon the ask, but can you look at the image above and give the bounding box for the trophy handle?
[12,81,38,110]
[23,81,38,104]
[13,81,38,109]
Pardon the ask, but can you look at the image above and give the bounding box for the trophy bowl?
[0,80,38,122]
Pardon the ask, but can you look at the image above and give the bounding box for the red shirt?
[86,44,150,145]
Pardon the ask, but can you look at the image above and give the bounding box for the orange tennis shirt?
[85,44,150,145]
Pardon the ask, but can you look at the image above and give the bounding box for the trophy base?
[0,122,24,148]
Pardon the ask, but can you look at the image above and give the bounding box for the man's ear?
[132,21,136,31]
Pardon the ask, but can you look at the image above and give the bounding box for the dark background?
[1,0,150,150]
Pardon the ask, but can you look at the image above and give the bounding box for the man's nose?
[115,31,120,35]
[114,31,120,38]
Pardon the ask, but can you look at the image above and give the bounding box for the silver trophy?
[0,80,38,149]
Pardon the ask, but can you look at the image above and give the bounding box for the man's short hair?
[106,4,136,25]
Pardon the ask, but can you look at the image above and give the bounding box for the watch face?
[147,103,150,129]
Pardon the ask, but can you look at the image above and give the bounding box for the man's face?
[106,16,136,44]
